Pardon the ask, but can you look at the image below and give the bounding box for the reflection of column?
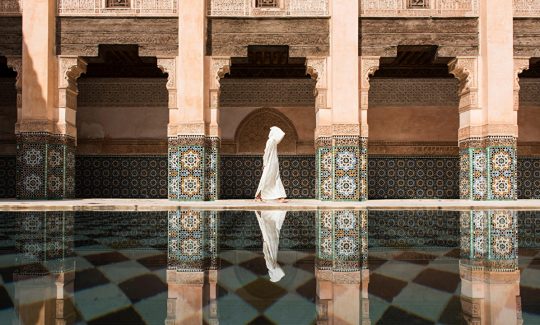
[316,209,369,324]
[459,210,522,325]
[167,210,219,324]
[14,212,76,324]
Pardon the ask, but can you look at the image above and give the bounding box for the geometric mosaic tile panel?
[368,157,460,199]
[0,156,16,198]
[219,211,315,251]
[517,158,540,199]
[459,137,517,201]
[75,156,168,198]
[368,210,460,249]
[220,155,316,199]
[168,136,219,201]
[316,137,368,201]
[16,133,75,200]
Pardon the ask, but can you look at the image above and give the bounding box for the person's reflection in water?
[255,210,286,282]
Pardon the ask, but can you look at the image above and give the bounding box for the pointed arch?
[234,108,299,154]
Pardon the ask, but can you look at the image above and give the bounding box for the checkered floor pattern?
[341,246,540,325]
[216,250,317,325]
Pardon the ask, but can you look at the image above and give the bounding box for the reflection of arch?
[235,108,299,154]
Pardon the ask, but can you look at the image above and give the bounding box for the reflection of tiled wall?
[368,157,459,199]
[0,156,15,198]
[220,155,316,199]
[518,211,540,248]
[368,210,460,248]
[219,211,315,250]
[75,156,168,198]
[518,158,540,199]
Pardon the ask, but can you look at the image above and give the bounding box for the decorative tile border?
[316,137,367,201]
[220,155,315,199]
[75,156,168,198]
[368,157,459,199]
[168,136,219,201]
[0,156,16,198]
[16,133,75,200]
[460,137,517,200]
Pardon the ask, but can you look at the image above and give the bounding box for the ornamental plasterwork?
[209,57,231,109]
[58,56,87,90]
[360,0,479,17]
[57,0,177,16]
[360,56,380,110]
[514,0,540,17]
[0,0,22,15]
[448,57,479,113]
[306,57,328,110]
[157,57,177,109]
[6,56,22,109]
[207,0,329,17]
[513,57,530,111]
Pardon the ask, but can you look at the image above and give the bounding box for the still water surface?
[0,210,538,324]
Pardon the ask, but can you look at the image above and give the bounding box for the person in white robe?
[255,210,287,282]
[255,126,287,202]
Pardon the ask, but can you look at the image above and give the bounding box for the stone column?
[169,0,219,201]
[459,210,522,324]
[17,0,74,199]
[317,0,366,201]
[452,0,518,201]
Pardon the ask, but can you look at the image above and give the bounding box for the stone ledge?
[1,199,540,212]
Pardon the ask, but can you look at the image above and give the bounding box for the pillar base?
[459,137,517,200]
[168,136,220,201]
[16,133,75,200]
[317,136,367,201]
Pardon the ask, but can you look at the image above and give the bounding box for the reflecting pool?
[0,210,538,324]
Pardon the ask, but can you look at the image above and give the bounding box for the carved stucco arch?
[447,57,479,113]
[514,57,531,111]
[157,57,177,110]
[234,108,299,154]
[57,56,88,137]
[306,57,327,110]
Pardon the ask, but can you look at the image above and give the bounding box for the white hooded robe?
[255,126,287,200]
[255,210,286,282]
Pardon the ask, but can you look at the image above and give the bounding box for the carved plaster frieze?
[458,125,519,140]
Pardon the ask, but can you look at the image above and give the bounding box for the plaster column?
[17,0,77,199]
[454,0,518,201]
[169,0,218,201]
[321,0,365,201]
[459,210,522,324]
